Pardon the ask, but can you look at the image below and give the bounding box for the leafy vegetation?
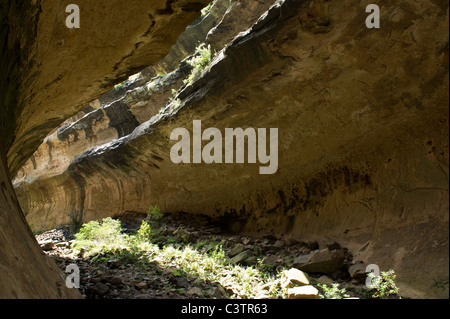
[201,2,213,18]
[318,283,350,299]
[147,205,163,221]
[184,44,215,85]
[71,216,286,298]
[365,269,400,298]
[114,82,126,91]
[71,213,400,299]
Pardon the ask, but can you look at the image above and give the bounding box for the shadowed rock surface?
[1,0,449,299]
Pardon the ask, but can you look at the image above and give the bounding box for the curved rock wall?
[14,0,449,298]
[0,0,210,298]
[14,0,277,190]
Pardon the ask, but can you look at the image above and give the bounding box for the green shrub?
[147,205,163,221]
[137,220,153,241]
[74,217,123,243]
[318,283,350,299]
[72,217,127,256]
[184,44,214,85]
[367,269,399,298]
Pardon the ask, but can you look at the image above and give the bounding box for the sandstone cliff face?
[13,0,449,298]
[0,0,210,298]
[13,0,276,190]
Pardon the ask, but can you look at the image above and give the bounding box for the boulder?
[293,248,345,274]
[347,262,368,281]
[287,285,319,299]
[281,268,310,288]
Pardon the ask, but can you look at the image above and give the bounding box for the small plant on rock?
[201,2,213,18]
[184,44,214,85]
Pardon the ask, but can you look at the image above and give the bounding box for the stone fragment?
[317,275,334,285]
[107,259,121,269]
[281,268,310,288]
[39,240,55,251]
[187,287,203,296]
[287,285,319,299]
[348,262,368,281]
[135,281,148,290]
[229,250,251,265]
[109,276,125,286]
[214,283,228,299]
[273,240,285,248]
[176,277,190,288]
[229,244,245,257]
[91,282,109,296]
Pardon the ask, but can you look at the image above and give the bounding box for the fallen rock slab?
[229,250,252,265]
[281,268,310,288]
[348,262,368,282]
[287,285,319,299]
[293,248,345,274]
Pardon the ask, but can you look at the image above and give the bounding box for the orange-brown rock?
[1,0,449,299]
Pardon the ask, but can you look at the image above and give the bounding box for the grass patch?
[318,283,350,299]
[72,217,286,298]
[71,216,400,299]
[364,269,400,299]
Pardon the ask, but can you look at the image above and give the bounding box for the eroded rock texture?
[4,0,450,299]
[0,0,209,298]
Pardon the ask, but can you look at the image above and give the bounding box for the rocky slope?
[36,214,399,300]
[3,0,450,299]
